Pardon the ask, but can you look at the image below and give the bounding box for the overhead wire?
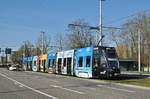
[104,9,150,26]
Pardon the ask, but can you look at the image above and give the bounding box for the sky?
[0,0,150,51]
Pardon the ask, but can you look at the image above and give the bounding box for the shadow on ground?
[1,66,150,81]
[101,74,150,80]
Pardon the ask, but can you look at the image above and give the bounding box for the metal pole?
[138,29,141,72]
[41,31,44,55]
[5,48,7,66]
[96,31,98,44]
[2,50,4,66]
[22,42,25,67]
[99,0,103,46]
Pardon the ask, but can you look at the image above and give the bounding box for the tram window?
[48,59,51,67]
[106,49,117,58]
[42,60,44,66]
[58,58,62,66]
[94,50,100,55]
[40,60,42,66]
[50,59,52,66]
[52,59,55,66]
[53,59,56,66]
[30,61,32,67]
[27,62,29,67]
[39,60,41,66]
[43,60,46,66]
[93,55,100,68]
[86,56,91,67]
[79,57,83,67]
[34,61,36,66]
[63,58,66,67]
[67,58,72,67]
[25,63,27,66]
[101,54,107,67]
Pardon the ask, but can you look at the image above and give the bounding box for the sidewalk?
[121,71,150,75]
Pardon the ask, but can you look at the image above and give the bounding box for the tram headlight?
[100,70,106,74]
[112,66,116,69]
[104,70,106,73]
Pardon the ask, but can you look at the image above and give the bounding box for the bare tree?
[11,51,21,64]
[55,32,65,51]
[11,41,35,65]
[36,32,52,54]
[67,19,95,49]
[117,12,150,71]
[108,28,124,58]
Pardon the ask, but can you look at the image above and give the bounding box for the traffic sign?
[5,48,12,54]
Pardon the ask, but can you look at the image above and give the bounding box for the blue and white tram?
[75,46,120,78]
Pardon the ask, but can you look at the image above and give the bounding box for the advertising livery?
[24,46,120,78]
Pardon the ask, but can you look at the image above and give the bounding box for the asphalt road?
[0,68,150,99]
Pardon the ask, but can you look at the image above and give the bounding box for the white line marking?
[49,80,58,83]
[117,83,150,90]
[0,73,58,99]
[19,85,23,87]
[34,76,58,83]
[14,82,19,85]
[50,85,85,94]
[97,85,135,93]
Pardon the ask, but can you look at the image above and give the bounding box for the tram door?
[38,60,41,71]
[58,58,62,74]
[26,62,29,70]
[43,60,46,72]
[67,58,72,75]
[30,61,32,71]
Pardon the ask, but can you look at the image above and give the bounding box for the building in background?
[119,58,138,71]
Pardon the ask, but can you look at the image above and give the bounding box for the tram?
[75,46,120,78]
[24,46,120,78]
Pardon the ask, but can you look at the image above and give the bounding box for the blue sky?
[0,0,150,51]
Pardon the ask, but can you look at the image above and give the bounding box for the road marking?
[19,85,23,87]
[49,80,58,83]
[117,83,150,90]
[50,85,85,94]
[14,81,19,85]
[0,73,59,99]
[97,85,135,93]
[34,76,58,83]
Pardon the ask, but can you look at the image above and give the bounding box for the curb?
[116,83,150,90]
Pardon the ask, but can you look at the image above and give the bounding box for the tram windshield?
[93,49,107,68]
[93,47,119,68]
[105,48,119,68]
[105,49,117,58]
